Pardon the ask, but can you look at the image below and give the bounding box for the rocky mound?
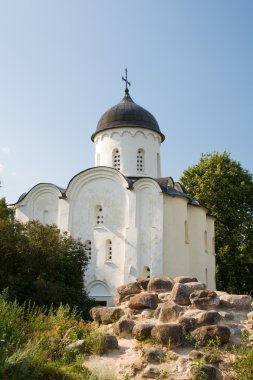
[85,275,253,379]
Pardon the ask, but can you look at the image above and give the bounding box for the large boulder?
[185,282,206,291]
[117,281,142,298]
[144,348,166,363]
[174,276,198,284]
[247,311,253,322]
[191,325,231,346]
[188,363,221,380]
[151,324,184,348]
[90,307,124,324]
[190,290,220,310]
[128,292,160,309]
[65,339,85,353]
[115,317,135,338]
[197,311,222,326]
[219,294,252,310]
[132,322,156,341]
[178,316,197,332]
[136,277,149,291]
[158,300,183,323]
[147,275,174,293]
[170,283,192,305]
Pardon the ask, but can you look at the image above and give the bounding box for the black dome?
[91,91,165,141]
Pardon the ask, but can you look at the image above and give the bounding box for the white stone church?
[14,77,216,305]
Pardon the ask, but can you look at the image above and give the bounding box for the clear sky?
[0,0,252,204]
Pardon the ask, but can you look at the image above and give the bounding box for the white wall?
[94,128,162,177]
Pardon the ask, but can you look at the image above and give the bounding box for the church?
[14,72,216,305]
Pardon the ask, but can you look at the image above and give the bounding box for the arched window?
[84,240,92,261]
[43,210,49,224]
[113,149,120,170]
[137,149,144,173]
[105,239,112,261]
[184,220,189,244]
[143,266,151,279]
[95,205,104,225]
[204,230,208,252]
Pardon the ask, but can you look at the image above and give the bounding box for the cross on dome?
[122,68,131,94]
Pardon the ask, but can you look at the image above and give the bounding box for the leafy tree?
[180,152,253,295]
[0,198,94,318]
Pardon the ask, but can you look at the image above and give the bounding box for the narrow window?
[184,220,189,244]
[95,205,104,225]
[137,149,144,173]
[205,268,208,287]
[84,240,92,261]
[113,149,120,171]
[43,210,49,224]
[143,266,151,279]
[204,230,208,252]
[105,239,112,261]
[212,237,215,255]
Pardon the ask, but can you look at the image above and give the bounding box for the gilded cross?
[122,68,131,92]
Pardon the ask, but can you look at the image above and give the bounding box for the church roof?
[91,89,165,142]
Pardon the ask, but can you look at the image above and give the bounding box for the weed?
[190,359,208,380]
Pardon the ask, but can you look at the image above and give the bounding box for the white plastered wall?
[94,128,162,177]
[66,167,129,298]
[163,195,191,277]
[14,184,60,225]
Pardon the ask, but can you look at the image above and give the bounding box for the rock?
[117,282,141,298]
[151,324,184,347]
[90,307,124,324]
[178,316,197,332]
[136,277,149,291]
[188,350,204,360]
[102,334,119,352]
[158,292,171,302]
[188,363,221,380]
[114,293,121,306]
[184,282,206,291]
[219,294,252,310]
[174,276,198,283]
[176,356,191,372]
[247,311,253,322]
[128,292,160,309]
[92,334,119,353]
[170,283,192,305]
[190,290,220,310]
[116,317,135,338]
[191,325,231,346]
[132,322,156,341]
[197,311,222,326]
[65,339,85,352]
[142,365,160,378]
[154,303,163,319]
[147,275,174,293]
[218,311,234,321]
[144,348,166,363]
[141,309,154,318]
[158,300,183,323]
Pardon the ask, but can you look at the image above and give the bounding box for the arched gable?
[14,183,61,224]
[66,167,130,238]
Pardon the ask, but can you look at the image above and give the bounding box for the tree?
[180,152,253,295]
[0,198,94,318]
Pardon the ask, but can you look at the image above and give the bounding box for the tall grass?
[0,291,113,380]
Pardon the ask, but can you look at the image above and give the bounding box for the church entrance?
[88,281,113,306]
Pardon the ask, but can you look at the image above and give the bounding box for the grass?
[0,291,114,379]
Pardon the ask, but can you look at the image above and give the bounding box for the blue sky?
[0,0,252,203]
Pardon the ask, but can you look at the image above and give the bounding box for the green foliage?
[0,198,95,318]
[233,347,253,380]
[0,293,114,380]
[180,152,253,294]
[190,359,208,380]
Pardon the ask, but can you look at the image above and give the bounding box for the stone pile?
[89,275,253,379]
